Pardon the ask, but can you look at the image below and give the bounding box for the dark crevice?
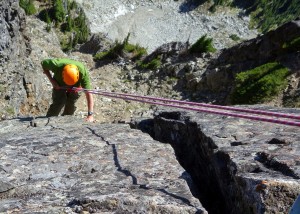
[141,112,230,214]
[132,111,300,214]
[169,136,230,214]
[230,141,244,146]
[255,152,300,179]
[267,138,289,145]
[111,143,138,185]
[22,77,28,98]
[87,127,138,185]
[132,111,287,214]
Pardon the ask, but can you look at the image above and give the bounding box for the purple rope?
[87,89,300,128]
[60,87,300,127]
[86,88,300,120]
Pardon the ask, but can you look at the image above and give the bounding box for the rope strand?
[86,88,300,120]
[90,90,300,127]
[60,87,300,127]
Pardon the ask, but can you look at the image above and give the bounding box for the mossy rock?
[231,62,290,104]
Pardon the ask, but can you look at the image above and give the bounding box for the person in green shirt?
[41,58,94,122]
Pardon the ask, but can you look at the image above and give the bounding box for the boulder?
[0,116,205,213]
[152,106,300,214]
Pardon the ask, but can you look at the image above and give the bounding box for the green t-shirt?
[41,58,92,89]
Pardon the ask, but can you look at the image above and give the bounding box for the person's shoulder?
[41,58,58,64]
[41,58,54,67]
[41,58,51,63]
[71,60,87,72]
[54,58,86,72]
[59,58,84,66]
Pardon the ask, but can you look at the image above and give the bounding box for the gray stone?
[0,116,205,213]
[77,0,258,52]
[151,107,300,214]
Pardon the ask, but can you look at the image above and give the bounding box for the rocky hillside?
[77,0,258,53]
[1,0,299,122]
[1,1,300,214]
[0,0,57,120]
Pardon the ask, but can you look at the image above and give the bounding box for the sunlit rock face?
[0,116,206,213]
[77,0,257,53]
[0,0,27,67]
[151,107,300,214]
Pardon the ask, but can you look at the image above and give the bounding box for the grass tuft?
[231,62,290,104]
[189,34,216,54]
[19,0,37,15]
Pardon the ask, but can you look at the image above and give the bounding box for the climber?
[41,58,94,122]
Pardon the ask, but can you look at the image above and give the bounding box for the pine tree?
[53,0,65,23]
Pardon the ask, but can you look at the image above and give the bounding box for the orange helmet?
[62,64,79,85]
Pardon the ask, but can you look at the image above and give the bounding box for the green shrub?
[39,9,53,23]
[209,4,217,13]
[214,0,231,6]
[61,35,73,52]
[73,9,89,43]
[38,0,90,52]
[61,15,73,32]
[229,34,241,41]
[231,62,290,104]
[282,37,300,52]
[120,33,147,60]
[188,0,300,33]
[249,0,300,33]
[189,34,216,54]
[94,51,110,61]
[124,43,147,60]
[138,57,162,70]
[19,0,36,15]
[69,1,77,10]
[124,43,136,52]
[53,0,65,23]
[94,34,147,62]
[94,41,124,61]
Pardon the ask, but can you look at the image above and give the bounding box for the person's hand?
[85,115,94,122]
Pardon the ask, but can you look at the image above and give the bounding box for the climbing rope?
[61,87,300,127]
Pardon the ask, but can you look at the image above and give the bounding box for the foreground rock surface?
[0,116,204,213]
[151,107,300,214]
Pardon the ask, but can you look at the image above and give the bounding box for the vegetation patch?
[248,0,300,33]
[213,0,231,6]
[231,62,290,104]
[283,95,300,108]
[137,34,216,71]
[19,0,37,15]
[5,106,15,115]
[94,34,147,62]
[166,76,179,84]
[229,34,241,41]
[189,34,216,54]
[282,36,300,52]
[26,0,90,52]
[137,56,162,70]
[195,0,300,33]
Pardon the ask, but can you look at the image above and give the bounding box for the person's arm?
[85,91,94,122]
[43,69,60,89]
